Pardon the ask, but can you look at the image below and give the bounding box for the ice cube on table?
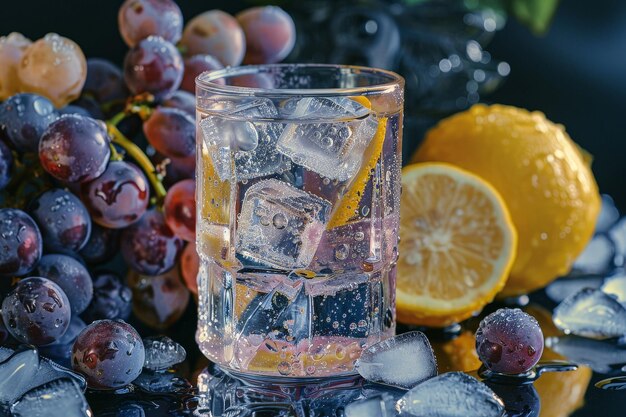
[277,96,378,181]
[601,273,626,305]
[143,336,187,371]
[133,370,192,394]
[596,194,620,233]
[545,335,626,374]
[545,276,604,304]
[199,98,290,181]
[344,394,398,417]
[553,288,626,339]
[398,372,504,417]
[355,331,437,389]
[10,378,89,417]
[236,179,331,270]
[571,234,616,275]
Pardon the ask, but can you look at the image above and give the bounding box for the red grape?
[180,242,199,294]
[0,93,59,152]
[71,319,145,390]
[84,58,129,103]
[79,223,120,265]
[39,114,111,183]
[236,6,296,64]
[0,208,42,277]
[80,161,149,229]
[143,107,195,158]
[475,308,544,375]
[1,277,71,346]
[118,0,183,48]
[161,90,195,116]
[123,36,183,101]
[0,32,32,101]
[164,179,196,242]
[181,10,245,67]
[81,272,132,322]
[0,138,13,190]
[181,54,224,93]
[35,254,93,315]
[120,209,184,275]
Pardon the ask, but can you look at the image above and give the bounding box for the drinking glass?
[195,64,404,380]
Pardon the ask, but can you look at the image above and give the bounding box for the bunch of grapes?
[0,0,295,390]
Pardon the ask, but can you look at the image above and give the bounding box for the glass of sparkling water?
[195,64,404,380]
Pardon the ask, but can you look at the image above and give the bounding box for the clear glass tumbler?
[195,64,404,380]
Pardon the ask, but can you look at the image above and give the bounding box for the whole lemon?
[413,104,600,296]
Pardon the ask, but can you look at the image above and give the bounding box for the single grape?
[180,242,199,294]
[143,107,195,159]
[59,104,92,117]
[79,223,120,265]
[71,319,145,390]
[81,271,132,322]
[475,308,544,375]
[0,208,42,277]
[80,161,149,229]
[35,254,93,315]
[39,114,111,183]
[17,33,87,108]
[0,32,32,101]
[0,139,13,190]
[28,188,92,253]
[180,10,246,67]
[0,93,59,152]
[164,179,196,242]
[83,58,129,103]
[123,36,183,101]
[1,277,71,346]
[121,209,184,276]
[127,266,190,330]
[118,0,183,48]
[236,6,296,64]
[181,54,224,93]
[161,90,195,116]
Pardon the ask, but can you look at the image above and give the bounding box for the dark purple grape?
[0,93,58,152]
[181,54,223,93]
[79,223,120,265]
[0,138,13,190]
[28,188,92,253]
[143,107,195,159]
[71,319,145,389]
[83,58,129,103]
[123,36,183,101]
[1,277,70,346]
[164,179,196,242]
[475,308,544,375]
[59,104,92,117]
[80,161,149,229]
[35,254,93,314]
[236,6,296,64]
[39,114,111,183]
[118,0,183,48]
[81,272,132,322]
[0,208,42,277]
[161,90,195,116]
[121,209,184,276]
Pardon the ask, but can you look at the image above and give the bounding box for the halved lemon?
[397,163,517,327]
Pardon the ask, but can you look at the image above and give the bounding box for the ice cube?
[601,273,626,305]
[344,394,397,417]
[236,179,331,269]
[596,194,620,233]
[10,378,90,417]
[133,370,192,394]
[355,331,437,389]
[199,98,290,181]
[571,234,616,275]
[609,217,626,265]
[545,276,604,304]
[545,335,626,374]
[277,97,378,181]
[143,336,187,371]
[553,288,626,339]
[398,372,504,417]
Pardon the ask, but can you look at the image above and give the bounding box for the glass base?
[219,365,362,389]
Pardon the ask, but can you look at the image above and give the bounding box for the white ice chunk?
[553,288,626,339]
[602,273,626,305]
[355,331,437,389]
[143,336,187,371]
[545,276,604,304]
[609,217,626,263]
[11,378,90,417]
[596,194,620,233]
[571,234,615,275]
[398,372,504,417]
[344,394,397,417]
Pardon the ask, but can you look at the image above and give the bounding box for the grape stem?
[106,122,167,201]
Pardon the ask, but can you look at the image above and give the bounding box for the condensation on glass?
[195,64,404,380]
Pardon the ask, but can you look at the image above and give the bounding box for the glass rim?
[195,63,405,97]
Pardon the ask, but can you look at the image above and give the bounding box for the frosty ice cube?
[571,234,616,275]
[602,274,626,305]
[344,394,397,417]
[399,372,504,417]
[553,288,626,339]
[355,331,437,389]
[143,336,187,371]
[11,378,89,417]
[236,179,331,269]
[596,194,620,233]
[199,98,290,181]
[545,276,603,304]
[277,97,379,181]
